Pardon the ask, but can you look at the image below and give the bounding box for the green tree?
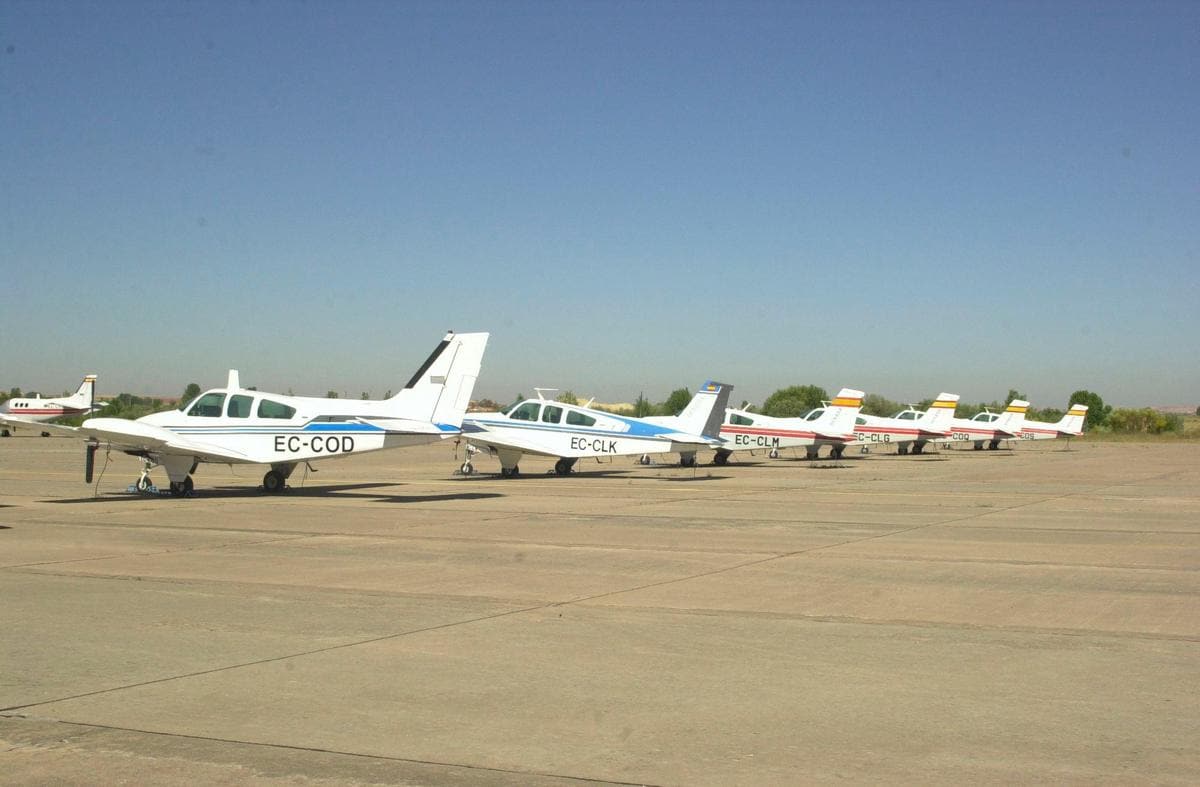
[360,391,370,400]
[659,387,692,416]
[632,392,655,417]
[180,383,201,405]
[762,385,828,418]
[1067,390,1111,429]
[860,393,901,417]
[326,390,339,399]
[556,390,579,405]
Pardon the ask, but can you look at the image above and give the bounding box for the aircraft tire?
[912,443,924,455]
[1,429,9,438]
[805,447,819,460]
[679,454,697,468]
[638,454,651,465]
[898,445,909,456]
[831,445,845,460]
[263,470,286,493]
[712,450,730,466]
[136,475,154,493]
[973,442,984,451]
[169,477,194,498]
[460,462,474,475]
[768,448,780,459]
[988,439,1000,450]
[554,458,576,476]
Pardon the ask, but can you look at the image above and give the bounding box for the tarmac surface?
[1,436,1197,785]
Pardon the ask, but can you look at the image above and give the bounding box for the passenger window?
[805,409,824,421]
[509,402,540,421]
[898,411,916,420]
[257,399,296,419]
[187,392,226,417]
[856,417,867,425]
[730,414,754,426]
[227,395,253,418]
[566,410,596,427]
[542,405,563,424]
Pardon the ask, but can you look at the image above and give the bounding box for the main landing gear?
[553,458,577,476]
[262,463,296,494]
[500,465,521,478]
[712,449,731,466]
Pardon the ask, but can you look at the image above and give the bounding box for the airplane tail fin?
[1058,404,1088,435]
[920,393,959,433]
[72,375,97,408]
[995,399,1029,433]
[674,381,734,438]
[814,388,865,435]
[388,332,490,428]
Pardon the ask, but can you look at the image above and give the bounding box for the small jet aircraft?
[0,374,102,435]
[713,388,865,464]
[943,399,1029,450]
[801,393,961,455]
[2,332,489,496]
[1016,404,1088,442]
[459,381,732,477]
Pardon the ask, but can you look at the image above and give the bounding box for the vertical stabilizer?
[995,399,1029,434]
[674,381,734,438]
[389,332,490,428]
[920,392,960,432]
[814,388,865,435]
[1058,404,1088,435]
[73,374,97,405]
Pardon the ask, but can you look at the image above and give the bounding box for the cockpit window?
[541,405,563,424]
[227,394,253,418]
[805,408,824,421]
[257,399,296,419]
[972,412,998,423]
[730,413,754,426]
[187,392,226,417]
[509,402,540,421]
[897,410,917,420]
[566,410,596,427]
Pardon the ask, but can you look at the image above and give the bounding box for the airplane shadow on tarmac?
[46,482,505,505]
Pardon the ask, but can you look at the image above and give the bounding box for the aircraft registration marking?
[570,437,618,453]
[274,435,357,454]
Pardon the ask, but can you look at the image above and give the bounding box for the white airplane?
[713,388,865,464]
[1,332,489,496]
[459,381,732,477]
[943,399,1029,450]
[0,374,102,435]
[1017,404,1088,442]
[802,393,961,455]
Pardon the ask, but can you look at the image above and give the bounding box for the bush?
[1108,408,1182,434]
[761,385,827,418]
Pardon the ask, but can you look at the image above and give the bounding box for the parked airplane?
[1017,404,1088,442]
[0,375,102,436]
[458,381,732,477]
[802,393,960,455]
[0,332,489,496]
[943,399,1029,450]
[713,388,865,464]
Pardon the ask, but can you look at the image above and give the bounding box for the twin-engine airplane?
[4,332,489,496]
[714,388,866,464]
[459,381,732,476]
[0,374,102,435]
[1017,404,1088,442]
[943,399,1029,450]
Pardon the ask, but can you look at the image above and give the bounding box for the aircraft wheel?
[554,458,577,476]
[712,450,730,466]
[169,477,194,498]
[460,462,474,475]
[831,445,845,459]
[973,442,983,451]
[638,454,651,465]
[41,431,51,438]
[805,447,819,460]
[912,443,924,455]
[679,454,697,468]
[768,448,780,459]
[500,466,521,479]
[263,469,286,493]
[1,429,10,437]
[136,474,154,493]
[898,445,909,456]
[988,439,1000,450]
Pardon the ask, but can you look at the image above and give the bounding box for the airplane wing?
[0,414,48,431]
[810,429,856,443]
[655,430,726,448]
[5,416,254,464]
[460,422,566,459]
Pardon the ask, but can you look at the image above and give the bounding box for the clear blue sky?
[2,1,1196,408]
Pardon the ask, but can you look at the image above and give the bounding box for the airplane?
[0,332,489,496]
[713,388,865,464]
[0,374,102,436]
[801,393,961,455]
[458,381,732,477]
[942,399,1030,450]
[1016,404,1088,442]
